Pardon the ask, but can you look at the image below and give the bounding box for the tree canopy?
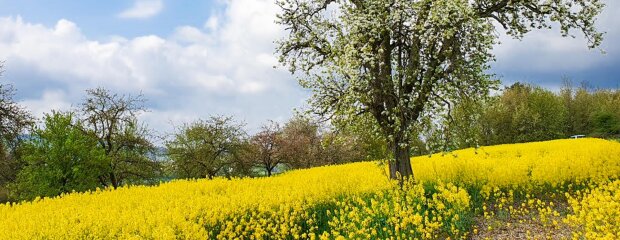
[12,112,105,201]
[166,116,246,179]
[80,88,160,188]
[250,121,284,177]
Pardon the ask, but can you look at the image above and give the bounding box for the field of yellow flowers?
[1,138,619,239]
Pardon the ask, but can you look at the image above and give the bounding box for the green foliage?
[11,112,106,201]
[557,84,620,139]
[569,88,594,134]
[588,89,620,138]
[509,84,567,142]
[445,83,570,146]
[433,97,491,150]
[434,82,620,149]
[167,116,246,179]
[592,111,620,137]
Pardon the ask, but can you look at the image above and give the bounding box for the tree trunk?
[388,140,413,180]
[110,172,118,189]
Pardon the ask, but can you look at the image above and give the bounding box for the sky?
[0,0,618,136]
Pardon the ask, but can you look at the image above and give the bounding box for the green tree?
[470,83,567,145]
[508,84,567,142]
[80,88,160,188]
[532,87,567,140]
[570,86,595,135]
[561,82,620,138]
[167,116,246,179]
[590,89,620,137]
[560,80,578,135]
[276,0,604,179]
[11,112,105,201]
[592,111,620,137]
[438,97,489,150]
[234,140,261,177]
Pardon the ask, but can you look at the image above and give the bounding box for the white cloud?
[171,26,212,44]
[20,90,72,118]
[7,0,615,135]
[204,15,219,32]
[0,0,303,136]
[118,0,164,19]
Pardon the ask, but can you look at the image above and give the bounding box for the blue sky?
[0,0,618,136]
[0,0,221,38]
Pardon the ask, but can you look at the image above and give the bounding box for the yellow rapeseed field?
[412,138,620,189]
[565,180,620,239]
[1,138,619,239]
[0,162,391,239]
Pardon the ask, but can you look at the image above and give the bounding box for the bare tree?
[279,115,322,169]
[250,121,284,177]
[80,88,160,188]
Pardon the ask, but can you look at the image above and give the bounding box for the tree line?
[0,76,368,202]
[1,87,163,201]
[418,82,620,153]
[165,114,365,180]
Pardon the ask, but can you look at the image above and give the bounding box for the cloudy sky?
[0,0,618,136]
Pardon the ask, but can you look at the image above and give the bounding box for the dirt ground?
[472,216,573,240]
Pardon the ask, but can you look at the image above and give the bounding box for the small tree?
[80,88,160,188]
[12,111,106,201]
[277,0,604,180]
[250,121,284,177]
[167,116,246,179]
[280,115,322,169]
